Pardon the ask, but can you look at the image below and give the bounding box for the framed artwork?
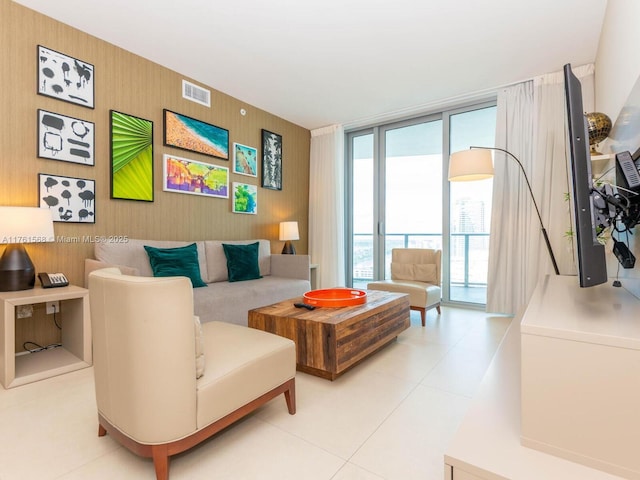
[261,129,282,190]
[38,173,95,223]
[37,109,95,166]
[110,110,154,202]
[233,143,258,177]
[232,182,257,214]
[163,154,229,198]
[37,45,94,108]
[163,109,229,160]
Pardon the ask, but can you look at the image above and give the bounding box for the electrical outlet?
[46,301,59,315]
[17,305,33,318]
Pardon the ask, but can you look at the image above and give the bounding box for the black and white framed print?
[37,45,95,108]
[37,110,95,165]
[38,173,95,223]
[261,129,282,190]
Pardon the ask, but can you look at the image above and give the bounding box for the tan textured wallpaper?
[0,0,311,289]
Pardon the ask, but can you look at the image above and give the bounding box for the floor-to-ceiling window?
[448,105,497,304]
[351,132,375,282]
[347,102,496,306]
[384,119,443,279]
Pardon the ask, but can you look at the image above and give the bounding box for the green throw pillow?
[222,242,263,282]
[144,243,207,288]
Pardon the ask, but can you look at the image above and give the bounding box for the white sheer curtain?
[309,124,345,288]
[486,64,595,314]
[486,81,537,314]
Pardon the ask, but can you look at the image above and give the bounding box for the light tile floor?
[0,307,512,480]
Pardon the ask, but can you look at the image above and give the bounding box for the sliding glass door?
[347,102,496,306]
[351,132,375,283]
[383,119,443,279]
[348,115,442,287]
[448,106,496,303]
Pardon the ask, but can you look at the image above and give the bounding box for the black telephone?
[38,272,69,288]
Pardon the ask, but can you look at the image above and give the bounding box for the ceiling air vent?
[182,79,210,107]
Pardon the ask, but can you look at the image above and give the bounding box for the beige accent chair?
[367,248,442,326]
[88,268,296,480]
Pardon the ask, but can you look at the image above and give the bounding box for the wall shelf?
[590,153,614,162]
[590,153,614,177]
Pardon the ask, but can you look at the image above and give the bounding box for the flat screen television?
[563,63,608,287]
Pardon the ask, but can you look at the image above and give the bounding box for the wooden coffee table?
[248,290,410,380]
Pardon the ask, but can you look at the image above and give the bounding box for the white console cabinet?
[521,275,640,479]
[445,275,637,480]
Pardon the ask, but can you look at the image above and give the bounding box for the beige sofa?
[85,238,310,326]
[88,268,296,480]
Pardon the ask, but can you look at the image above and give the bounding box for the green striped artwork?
[110,110,154,202]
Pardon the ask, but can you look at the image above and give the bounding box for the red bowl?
[303,288,367,307]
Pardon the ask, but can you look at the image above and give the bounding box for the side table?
[0,285,92,388]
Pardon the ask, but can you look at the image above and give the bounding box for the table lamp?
[0,207,55,291]
[279,221,299,254]
[448,146,559,275]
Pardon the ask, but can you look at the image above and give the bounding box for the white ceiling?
[14,0,608,130]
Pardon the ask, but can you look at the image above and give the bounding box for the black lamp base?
[0,244,36,291]
[281,241,296,255]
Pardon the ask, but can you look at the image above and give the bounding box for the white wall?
[595,0,640,283]
[595,0,640,120]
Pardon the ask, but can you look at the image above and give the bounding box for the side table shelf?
[0,285,92,389]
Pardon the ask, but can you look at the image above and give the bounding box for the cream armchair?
[367,248,442,326]
[88,268,296,480]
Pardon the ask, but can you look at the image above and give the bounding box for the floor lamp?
[448,146,560,275]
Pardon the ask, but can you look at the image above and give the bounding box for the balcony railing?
[352,232,489,295]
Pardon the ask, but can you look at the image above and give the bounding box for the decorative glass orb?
[585,112,612,151]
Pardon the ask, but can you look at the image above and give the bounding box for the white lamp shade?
[279,221,299,241]
[0,207,55,244]
[448,149,495,182]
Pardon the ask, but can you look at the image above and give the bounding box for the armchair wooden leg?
[436,304,441,314]
[284,379,296,415]
[152,445,170,480]
[412,307,427,326]
[94,380,295,480]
